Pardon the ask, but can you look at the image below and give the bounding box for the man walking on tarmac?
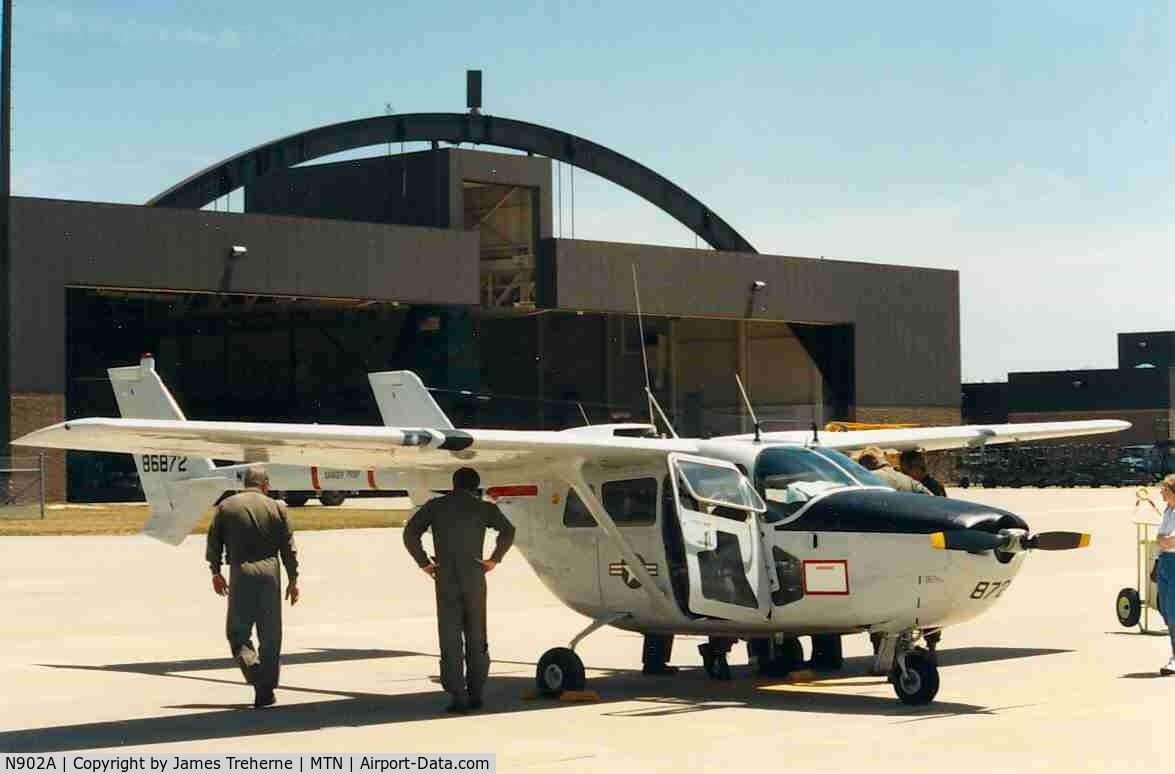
[206,465,300,709]
[404,467,516,713]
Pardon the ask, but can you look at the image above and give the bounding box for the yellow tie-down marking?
[756,670,891,694]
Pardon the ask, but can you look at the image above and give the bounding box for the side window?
[601,478,658,526]
[563,489,597,528]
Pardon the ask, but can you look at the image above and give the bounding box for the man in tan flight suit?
[206,465,300,709]
[857,447,933,494]
[403,467,515,713]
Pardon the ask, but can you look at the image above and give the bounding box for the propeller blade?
[1027,531,1091,550]
[929,530,1006,552]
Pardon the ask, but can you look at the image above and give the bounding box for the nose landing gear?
[892,649,940,705]
[881,631,941,705]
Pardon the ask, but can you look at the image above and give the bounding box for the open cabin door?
[668,453,771,622]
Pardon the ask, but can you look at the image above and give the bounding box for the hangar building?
[9,112,961,501]
[962,330,1175,447]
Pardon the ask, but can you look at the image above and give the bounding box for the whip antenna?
[734,372,762,443]
[631,265,678,437]
[632,265,656,428]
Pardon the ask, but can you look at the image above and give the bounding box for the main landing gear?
[536,647,586,697]
[535,614,626,697]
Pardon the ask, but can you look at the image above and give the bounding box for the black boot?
[642,634,678,675]
[253,688,276,709]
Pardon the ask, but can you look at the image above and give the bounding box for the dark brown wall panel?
[541,238,960,409]
[12,197,479,392]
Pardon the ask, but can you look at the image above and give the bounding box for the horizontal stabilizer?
[142,476,234,546]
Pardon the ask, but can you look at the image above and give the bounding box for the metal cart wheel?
[1117,587,1142,628]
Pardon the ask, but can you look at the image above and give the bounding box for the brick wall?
[10,393,66,502]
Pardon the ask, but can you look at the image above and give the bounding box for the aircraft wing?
[13,418,699,472]
[738,419,1131,452]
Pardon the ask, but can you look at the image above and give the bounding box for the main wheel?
[284,493,310,507]
[810,634,844,670]
[891,652,939,705]
[536,647,585,697]
[1117,587,1142,628]
[318,491,346,507]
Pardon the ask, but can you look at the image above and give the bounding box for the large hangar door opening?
[674,319,837,437]
[464,181,538,309]
[64,288,465,502]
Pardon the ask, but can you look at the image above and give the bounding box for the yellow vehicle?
[824,421,919,433]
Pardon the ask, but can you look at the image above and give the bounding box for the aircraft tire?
[319,491,347,507]
[892,652,939,705]
[1117,588,1142,628]
[284,493,310,507]
[810,634,844,670]
[536,647,585,697]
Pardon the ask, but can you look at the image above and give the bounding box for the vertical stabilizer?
[367,371,454,429]
[108,355,231,545]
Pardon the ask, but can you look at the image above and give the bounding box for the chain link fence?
[0,455,46,519]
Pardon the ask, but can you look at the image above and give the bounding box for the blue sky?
[12,1,1175,381]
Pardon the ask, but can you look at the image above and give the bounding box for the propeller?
[930,530,1006,552]
[1024,531,1091,551]
[930,529,1090,553]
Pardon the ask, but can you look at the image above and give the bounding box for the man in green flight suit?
[403,467,516,713]
[206,465,300,709]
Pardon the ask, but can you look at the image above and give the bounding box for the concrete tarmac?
[0,487,1168,770]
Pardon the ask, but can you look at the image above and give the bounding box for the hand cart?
[1115,488,1168,633]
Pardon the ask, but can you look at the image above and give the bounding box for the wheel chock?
[785,669,817,683]
[558,690,601,702]
[521,688,539,700]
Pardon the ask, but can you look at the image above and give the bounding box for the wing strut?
[559,459,682,621]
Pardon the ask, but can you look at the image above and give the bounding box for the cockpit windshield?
[754,446,878,522]
[810,447,889,488]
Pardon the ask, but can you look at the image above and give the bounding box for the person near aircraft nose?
[1154,475,1175,676]
[206,465,300,709]
[403,467,516,713]
[857,447,933,495]
[899,450,948,497]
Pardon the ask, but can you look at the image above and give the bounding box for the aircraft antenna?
[631,264,657,431]
[734,372,762,443]
[577,402,591,426]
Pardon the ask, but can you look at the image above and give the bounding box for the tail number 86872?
[141,454,188,473]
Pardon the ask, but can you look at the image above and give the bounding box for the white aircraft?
[14,356,1127,705]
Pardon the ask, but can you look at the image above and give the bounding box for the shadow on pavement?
[39,648,420,676]
[930,646,1071,667]
[0,644,1070,751]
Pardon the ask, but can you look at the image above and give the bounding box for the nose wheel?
[891,650,940,705]
[536,647,586,697]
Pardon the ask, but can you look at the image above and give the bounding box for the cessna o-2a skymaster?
[14,357,1127,705]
